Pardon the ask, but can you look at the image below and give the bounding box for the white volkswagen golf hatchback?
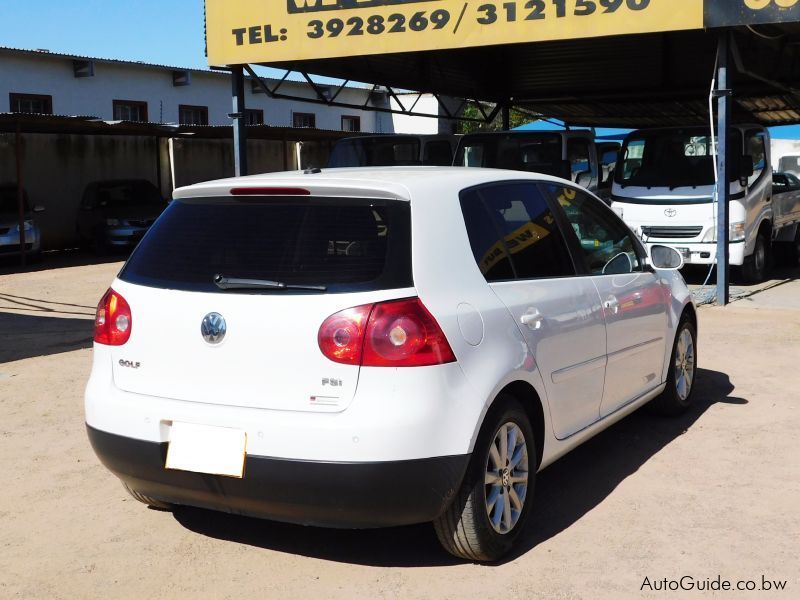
[86,167,697,561]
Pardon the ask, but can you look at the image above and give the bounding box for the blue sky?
[0,1,210,69]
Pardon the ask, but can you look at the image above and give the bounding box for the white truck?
[611,125,800,282]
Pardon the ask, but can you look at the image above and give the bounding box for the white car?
[85,167,697,561]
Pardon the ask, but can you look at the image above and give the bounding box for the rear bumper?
[87,425,468,528]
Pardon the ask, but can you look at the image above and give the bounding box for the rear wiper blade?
[213,274,327,291]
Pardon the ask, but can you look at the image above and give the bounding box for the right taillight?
[318,298,456,367]
[94,288,132,346]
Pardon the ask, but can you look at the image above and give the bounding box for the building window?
[10,93,53,115]
[293,112,316,128]
[245,109,264,125]
[341,116,361,132]
[179,105,209,126]
[113,100,148,122]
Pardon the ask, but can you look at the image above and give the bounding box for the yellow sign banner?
[206,0,705,66]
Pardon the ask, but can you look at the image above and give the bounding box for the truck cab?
[453,130,600,193]
[611,125,775,282]
[327,134,458,168]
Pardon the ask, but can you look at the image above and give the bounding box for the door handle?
[603,295,620,315]
[520,309,544,330]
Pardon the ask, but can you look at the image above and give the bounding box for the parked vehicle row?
[329,128,800,281]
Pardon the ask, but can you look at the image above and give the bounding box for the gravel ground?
[1,254,798,599]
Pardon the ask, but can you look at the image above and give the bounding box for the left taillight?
[94,288,132,346]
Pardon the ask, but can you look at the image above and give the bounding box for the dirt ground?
[1,253,799,599]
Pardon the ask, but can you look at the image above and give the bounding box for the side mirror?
[650,245,684,270]
[32,205,45,213]
[575,170,593,189]
[740,155,754,179]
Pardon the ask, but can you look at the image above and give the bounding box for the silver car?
[0,185,44,261]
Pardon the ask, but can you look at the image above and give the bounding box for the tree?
[457,104,533,134]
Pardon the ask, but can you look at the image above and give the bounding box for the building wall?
[0,50,383,131]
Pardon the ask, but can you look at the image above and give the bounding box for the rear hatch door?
[110,192,412,413]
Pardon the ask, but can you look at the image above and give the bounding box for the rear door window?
[460,182,576,281]
[120,197,412,293]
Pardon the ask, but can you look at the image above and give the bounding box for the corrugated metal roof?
[0,113,362,141]
[0,46,369,89]
[269,25,800,128]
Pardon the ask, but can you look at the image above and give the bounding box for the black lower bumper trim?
[87,425,469,528]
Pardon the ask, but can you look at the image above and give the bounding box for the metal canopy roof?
[265,24,800,128]
[203,0,800,128]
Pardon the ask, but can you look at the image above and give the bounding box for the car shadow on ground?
[0,248,126,276]
[681,263,799,287]
[173,367,746,568]
[0,310,94,363]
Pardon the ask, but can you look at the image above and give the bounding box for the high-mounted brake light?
[230,187,310,196]
[94,288,132,346]
[318,298,456,367]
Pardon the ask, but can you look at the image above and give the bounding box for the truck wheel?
[433,397,535,562]
[776,227,800,267]
[122,483,173,511]
[649,318,697,416]
[740,230,770,284]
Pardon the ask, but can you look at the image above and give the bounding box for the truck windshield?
[616,129,743,189]
[328,137,421,167]
[454,133,567,178]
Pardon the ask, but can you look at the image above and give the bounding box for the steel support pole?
[15,124,27,267]
[231,66,248,177]
[716,32,731,306]
[501,104,511,131]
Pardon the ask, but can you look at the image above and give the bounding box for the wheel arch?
[681,302,697,330]
[490,380,546,470]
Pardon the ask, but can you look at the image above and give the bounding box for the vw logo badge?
[201,313,226,345]
[664,208,678,218]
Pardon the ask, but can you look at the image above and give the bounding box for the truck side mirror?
[740,155,754,180]
[575,171,592,189]
[559,160,572,180]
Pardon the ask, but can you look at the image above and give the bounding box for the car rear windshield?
[119,196,413,293]
[92,181,163,208]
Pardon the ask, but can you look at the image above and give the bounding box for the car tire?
[433,396,536,562]
[122,483,173,511]
[740,229,770,284]
[649,318,697,416]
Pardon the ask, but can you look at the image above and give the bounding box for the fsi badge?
[287,0,440,14]
[705,0,800,27]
